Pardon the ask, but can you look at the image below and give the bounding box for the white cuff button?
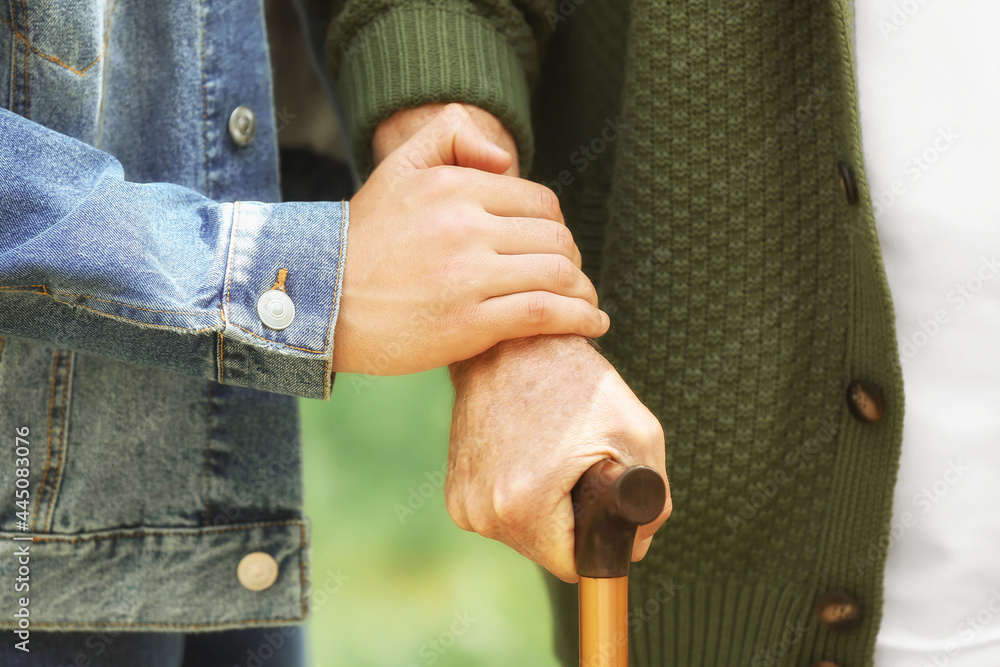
[257,289,296,330]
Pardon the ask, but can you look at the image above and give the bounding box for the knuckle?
[445,494,472,532]
[435,211,476,248]
[551,256,576,290]
[554,224,576,257]
[465,502,497,539]
[586,282,601,307]
[537,185,561,220]
[527,292,549,325]
[444,494,462,521]
[423,165,465,194]
[441,102,470,124]
[491,479,529,527]
[444,470,472,526]
[634,410,665,446]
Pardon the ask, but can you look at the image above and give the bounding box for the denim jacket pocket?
[4,0,108,128]
[0,339,73,534]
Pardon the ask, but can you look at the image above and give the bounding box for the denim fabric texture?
[0,0,347,630]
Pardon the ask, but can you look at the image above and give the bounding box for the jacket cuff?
[327,4,534,176]
[218,200,348,400]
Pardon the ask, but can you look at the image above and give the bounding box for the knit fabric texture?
[324,0,905,665]
[325,0,551,174]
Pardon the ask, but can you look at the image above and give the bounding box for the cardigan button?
[847,380,885,423]
[838,160,858,205]
[816,591,862,631]
[237,552,279,591]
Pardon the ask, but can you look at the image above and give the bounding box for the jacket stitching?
[20,0,27,117]
[0,289,221,333]
[221,200,243,379]
[198,0,210,199]
[204,381,213,524]
[16,518,304,543]
[217,302,225,383]
[222,201,240,327]
[0,284,48,292]
[0,0,120,78]
[31,349,59,531]
[51,291,214,316]
[323,200,348,399]
[52,302,219,333]
[8,0,25,117]
[228,322,326,354]
[43,350,72,531]
[7,2,15,114]
[324,200,348,357]
[14,0,25,117]
[323,346,329,399]
[95,0,115,147]
[298,522,307,619]
[1,286,215,316]
[10,0,25,117]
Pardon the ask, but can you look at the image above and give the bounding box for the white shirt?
[853,2,1000,664]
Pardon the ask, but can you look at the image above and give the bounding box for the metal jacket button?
[838,160,858,205]
[847,379,885,423]
[237,552,278,591]
[816,591,862,631]
[229,106,257,146]
[257,289,295,330]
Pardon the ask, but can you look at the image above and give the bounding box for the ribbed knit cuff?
[327,5,534,176]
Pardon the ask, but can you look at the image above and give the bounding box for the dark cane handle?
[572,460,666,578]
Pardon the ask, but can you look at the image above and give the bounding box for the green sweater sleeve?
[324,0,556,176]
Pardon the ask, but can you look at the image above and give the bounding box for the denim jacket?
[0,0,347,630]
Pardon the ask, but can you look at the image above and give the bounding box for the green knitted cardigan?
[322,0,904,665]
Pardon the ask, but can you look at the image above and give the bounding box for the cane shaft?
[579,576,628,667]
[573,461,665,667]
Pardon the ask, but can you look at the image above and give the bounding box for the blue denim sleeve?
[0,108,348,400]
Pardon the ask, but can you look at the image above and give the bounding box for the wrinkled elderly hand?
[373,103,520,177]
[447,335,671,583]
[335,105,608,375]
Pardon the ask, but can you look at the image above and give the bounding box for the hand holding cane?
[572,460,667,667]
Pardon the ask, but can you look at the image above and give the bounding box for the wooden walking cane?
[572,460,666,667]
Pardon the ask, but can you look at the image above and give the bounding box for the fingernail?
[600,310,610,331]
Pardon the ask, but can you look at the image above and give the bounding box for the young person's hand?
[334,105,608,375]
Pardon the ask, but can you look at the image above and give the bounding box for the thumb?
[389,103,512,174]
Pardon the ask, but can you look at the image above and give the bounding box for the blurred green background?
[300,369,561,667]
